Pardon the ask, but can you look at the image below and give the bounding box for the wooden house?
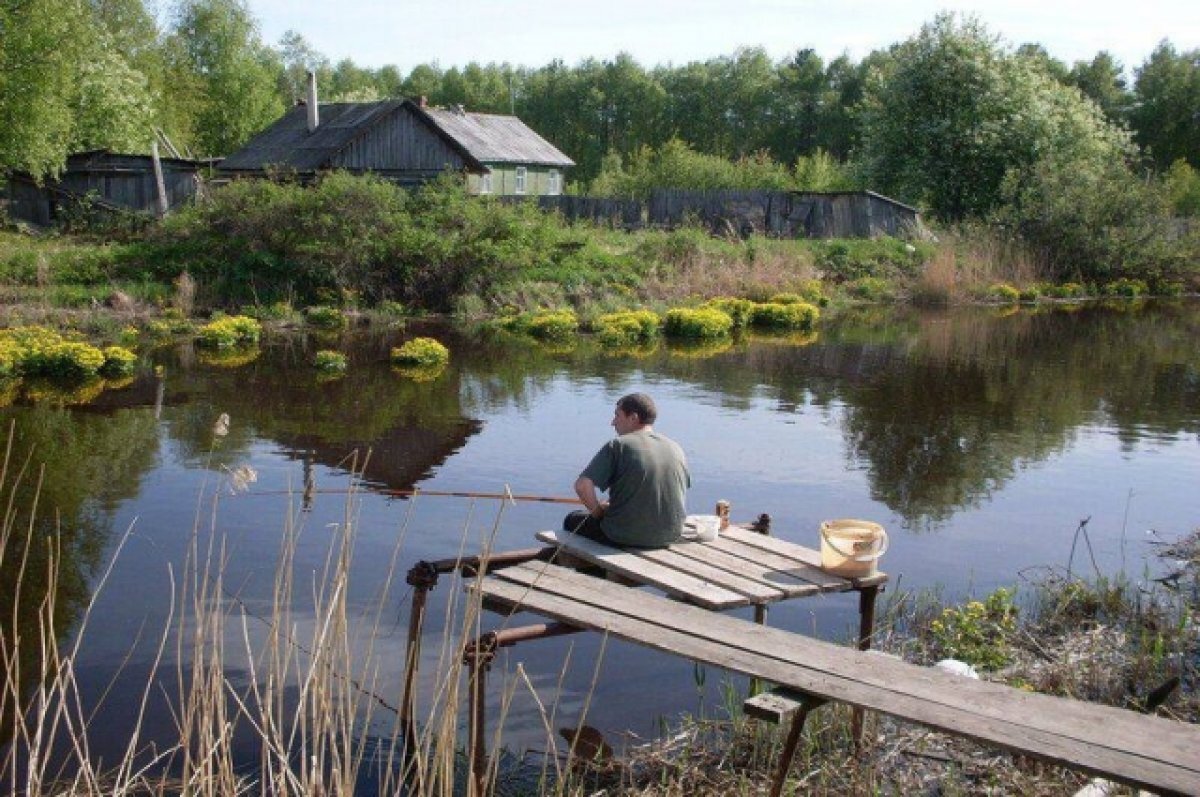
[218,97,574,195]
[4,150,208,226]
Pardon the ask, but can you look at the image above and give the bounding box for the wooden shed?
[218,98,574,196]
[4,150,208,226]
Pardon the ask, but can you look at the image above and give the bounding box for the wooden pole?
[150,141,169,218]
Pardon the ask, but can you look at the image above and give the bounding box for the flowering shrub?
[0,327,107,377]
[749,301,819,331]
[197,315,262,348]
[663,307,734,339]
[391,337,449,366]
[1100,278,1149,298]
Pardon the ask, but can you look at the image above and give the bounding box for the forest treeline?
[2,0,1197,188]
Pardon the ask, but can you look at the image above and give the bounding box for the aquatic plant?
[501,309,580,341]
[314,350,348,373]
[663,307,734,339]
[1018,286,1041,302]
[197,315,262,348]
[197,347,261,368]
[1043,282,1087,300]
[304,305,349,329]
[748,301,819,331]
[593,309,660,346]
[703,297,755,329]
[100,346,137,376]
[1101,278,1149,298]
[391,337,450,366]
[987,283,1020,303]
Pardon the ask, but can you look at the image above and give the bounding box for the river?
[1,299,1198,778]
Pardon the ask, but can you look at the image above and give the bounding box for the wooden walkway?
[474,560,1200,796]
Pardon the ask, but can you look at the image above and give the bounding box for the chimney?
[419,95,427,108]
[306,71,319,132]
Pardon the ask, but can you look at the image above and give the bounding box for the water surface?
[3,299,1198,764]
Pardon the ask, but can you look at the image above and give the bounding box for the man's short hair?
[617,393,657,425]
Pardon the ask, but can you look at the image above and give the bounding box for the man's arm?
[574,476,607,518]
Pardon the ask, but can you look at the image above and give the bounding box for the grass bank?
[4,174,1196,327]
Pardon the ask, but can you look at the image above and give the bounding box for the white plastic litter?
[934,659,979,679]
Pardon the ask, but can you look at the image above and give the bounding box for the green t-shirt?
[580,429,690,547]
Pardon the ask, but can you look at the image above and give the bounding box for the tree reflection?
[0,405,159,743]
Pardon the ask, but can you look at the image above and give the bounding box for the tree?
[1068,51,1132,125]
[163,0,284,157]
[0,0,91,175]
[277,29,329,102]
[0,0,158,177]
[858,13,1130,220]
[1131,41,1200,169]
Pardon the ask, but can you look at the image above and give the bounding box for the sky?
[246,0,1198,76]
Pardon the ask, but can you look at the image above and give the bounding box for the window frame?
[515,166,527,195]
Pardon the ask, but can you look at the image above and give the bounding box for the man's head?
[612,393,657,434]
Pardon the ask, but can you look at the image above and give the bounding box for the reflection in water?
[0,300,1197,776]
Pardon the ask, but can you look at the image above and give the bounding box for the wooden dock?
[473,559,1200,796]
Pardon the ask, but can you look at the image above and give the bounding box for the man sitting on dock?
[566,392,690,548]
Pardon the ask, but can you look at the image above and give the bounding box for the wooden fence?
[513,189,921,239]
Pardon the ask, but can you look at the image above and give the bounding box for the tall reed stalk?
[0,430,602,796]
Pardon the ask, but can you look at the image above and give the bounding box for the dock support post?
[464,635,498,797]
[851,584,880,747]
[401,560,439,753]
[769,695,825,797]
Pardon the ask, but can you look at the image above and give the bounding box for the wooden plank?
[722,527,891,588]
[633,545,788,602]
[662,542,823,599]
[703,535,850,592]
[488,562,1200,775]
[534,531,749,609]
[475,567,1200,795]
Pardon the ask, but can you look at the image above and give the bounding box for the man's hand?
[574,476,605,518]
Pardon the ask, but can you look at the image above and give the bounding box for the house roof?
[417,106,575,167]
[219,100,573,173]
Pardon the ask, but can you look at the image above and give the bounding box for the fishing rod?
[238,486,582,505]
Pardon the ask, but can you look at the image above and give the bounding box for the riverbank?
[3,175,1197,323]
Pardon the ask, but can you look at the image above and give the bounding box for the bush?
[314,350,348,372]
[928,587,1018,670]
[501,309,580,341]
[304,305,348,329]
[594,310,660,346]
[1018,286,1041,302]
[704,297,755,329]
[987,283,1020,303]
[0,326,116,378]
[100,346,137,376]
[391,337,449,366]
[1100,278,1148,298]
[1043,282,1087,300]
[770,281,828,307]
[197,315,262,348]
[663,307,734,339]
[749,301,820,330]
[846,277,896,302]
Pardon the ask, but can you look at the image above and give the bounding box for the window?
[480,170,492,195]
[548,170,561,196]
[515,166,527,195]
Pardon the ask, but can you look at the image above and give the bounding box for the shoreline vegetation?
[0,445,1195,795]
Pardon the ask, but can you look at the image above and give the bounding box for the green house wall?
[467,164,565,196]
